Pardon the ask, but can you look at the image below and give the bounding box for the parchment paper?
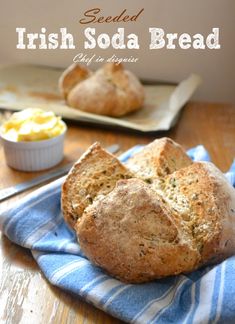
[0,64,201,132]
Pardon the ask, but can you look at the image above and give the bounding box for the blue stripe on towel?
[1,144,235,324]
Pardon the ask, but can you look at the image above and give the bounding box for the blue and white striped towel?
[1,145,235,324]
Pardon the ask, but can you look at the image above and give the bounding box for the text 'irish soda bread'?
[59,63,145,117]
[61,138,235,283]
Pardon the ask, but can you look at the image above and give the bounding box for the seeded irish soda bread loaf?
[61,138,235,283]
[59,63,145,117]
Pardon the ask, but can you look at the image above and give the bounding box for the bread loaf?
[59,63,145,117]
[61,138,235,283]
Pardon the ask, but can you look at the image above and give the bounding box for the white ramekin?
[0,128,67,172]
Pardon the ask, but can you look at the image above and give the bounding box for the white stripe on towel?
[4,188,60,236]
[131,277,178,323]
[214,261,226,324]
[103,284,131,310]
[85,278,123,307]
[133,276,188,324]
[80,274,108,295]
[23,216,63,246]
[182,284,196,324]
[192,266,217,324]
[63,242,81,254]
[50,259,88,284]
[31,250,46,261]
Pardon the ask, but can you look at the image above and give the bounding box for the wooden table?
[0,102,234,324]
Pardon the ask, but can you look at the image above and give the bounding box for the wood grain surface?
[0,102,235,324]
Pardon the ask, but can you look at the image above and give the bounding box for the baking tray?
[0,64,201,133]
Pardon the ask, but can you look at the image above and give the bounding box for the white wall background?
[0,0,234,103]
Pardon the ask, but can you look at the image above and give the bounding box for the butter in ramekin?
[1,108,66,142]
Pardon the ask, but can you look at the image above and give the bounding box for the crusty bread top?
[62,138,192,229]
[61,142,133,228]
[59,63,91,99]
[126,137,192,179]
[76,178,200,282]
[154,161,235,265]
[196,162,235,263]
